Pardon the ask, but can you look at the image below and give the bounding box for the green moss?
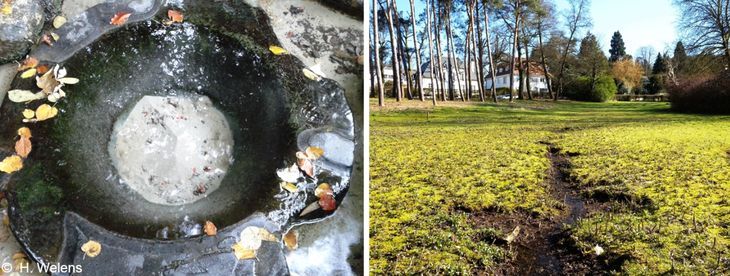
[14,164,63,221]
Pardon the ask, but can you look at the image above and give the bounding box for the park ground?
[369,99,730,275]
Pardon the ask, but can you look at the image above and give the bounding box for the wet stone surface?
[0,0,45,62]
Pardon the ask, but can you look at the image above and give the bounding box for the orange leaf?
[314,183,333,198]
[283,230,298,250]
[110,11,131,25]
[17,57,38,72]
[14,137,31,158]
[17,127,31,139]
[296,158,314,177]
[204,220,217,236]
[318,194,336,211]
[36,65,49,74]
[168,10,183,23]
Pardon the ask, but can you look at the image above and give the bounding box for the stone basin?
[0,0,355,274]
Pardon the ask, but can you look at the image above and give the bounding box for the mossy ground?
[369,99,730,274]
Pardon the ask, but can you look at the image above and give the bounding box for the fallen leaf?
[36,69,59,94]
[58,77,79,84]
[17,127,31,138]
[53,16,66,28]
[167,10,183,23]
[81,240,101,257]
[280,182,298,193]
[269,45,288,55]
[17,57,38,71]
[594,245,604,256]
[505,226,521,244]
[302,68,320,81]
[35,104,58,121]
[110,11,131,25]
[305,146,324,159]
[1,0,11,15]
[8,90,42,103]
[20,68,36,78]
[283,230,298,250]
[14,136,31,158]
[295,151,308,160]
[50,32,60,41]
[299,201,319,217]
[36,65,49,74]
[41,34,53,46]
[318,194,337,211]
[238,226,277,251]
[314,183,333,198]
[276,164,300,183]
[231,243,256,260]
[11,252,25,261]
[204,220,217,236]
[297,157,314,177]
[0,155,23,174]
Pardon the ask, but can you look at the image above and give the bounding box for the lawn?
[369,99,730,275]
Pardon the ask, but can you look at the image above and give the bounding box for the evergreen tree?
[609,31,626,62]
[652,53,666,74]
[577,33,609,80]
[673,41,687,73]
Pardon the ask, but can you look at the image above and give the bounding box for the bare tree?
[426,0,437,105]
[433,1,447,101]
[636,45,656,74]
[675,0,730,66]
[535,0,556,98]
[383,0,402,101]
[373,0,385,106]
[483,0,499,102]
[555,0,591,101]
[409,0,424,101]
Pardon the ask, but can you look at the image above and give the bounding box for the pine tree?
[577,33,609,80]
[652,53,666,74]
[609,31,626,62]
[673,41,687,73]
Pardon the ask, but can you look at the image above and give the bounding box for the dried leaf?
[52,16,66,28]
[302,68,319,81]
[0,155,22,174]
[17,127,31,138]
[36,69,59,94]
[305,146,324,160]
[35,104,58,121]
[81,240,101,257]
[50,32,60,41]
[204,220,217,236]
[269,45,288,55]
[297,158,314,177]
[14,136,31,158]
[276,164,300,183]
[17,57,38,71]
[231,243,256,260]
[238,226,277,252]
[167,10,183,23]
[8,90,43,103]
[314,183,333,198]
[110,11,132,25]
[20,68,36,78]
[280,182,298,193]
[318,194,337,211]
[295,151,308,160]
[299,201,319,217]
[11,252,25,261]
[58,77,79,84]
[36,65,49,74]
[283,230,298,250]
[1,2,11,15]
[505,226,520,244]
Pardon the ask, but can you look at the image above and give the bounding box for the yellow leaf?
[238,226,277,251]
[20,68,36,78]
[269,45,288,55]
[36,69,59,93]
[1,5,11,15]
[52,16,66,28]
[231,243,256,260]
[58,77,79,84]
[17,57,38,71]
[22,109,34,120]
[8,89,42,103]
[283,230,298,250]
[0,155,22,174]
[280,182,298,193]
[14,136,31,158]
[17,127,31,138]
[81,240,101,257]
[305,146,324,159]
[35,104,58,121]
[314,183,333,198]
[302,68,319,81]
[50,32,60,41]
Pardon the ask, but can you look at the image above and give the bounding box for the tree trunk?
[433,2,447,101]
[517,38,525,99]
[384,0,402,101]
[474,0,485,102]
[484,2,497,102]
[537,20,553,99]
[508,0,521,102]
[524,38,533,100]
[393,3,413,100]
[446,8,460,100]
[409,0,424,101]
[464,0,473,101]
[425,0,437,105]
[373,1,385,106]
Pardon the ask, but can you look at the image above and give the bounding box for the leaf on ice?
[110,11,132,25]
[81,240,102,257]
[52,16,66,28]
[269,45,288,55]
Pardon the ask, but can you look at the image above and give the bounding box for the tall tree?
[652,53,666,74]
[383,0,402,101]
[373,0,385,106]
[576,32,609,91]
[483,0,500,102]
[673,41,687,74]
[555,0,591,101]
[426,0,437,105]
[611,59,643,93]
[636,45,656,74]
[609,31,626,62]
[409,0,424,101]
[674,0,730,67]
[433,1,447,101]
[535,0,556,98]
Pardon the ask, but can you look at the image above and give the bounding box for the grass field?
[369,99,730,274]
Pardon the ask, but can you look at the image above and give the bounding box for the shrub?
[668,72,730,114]
[566,75,617,102]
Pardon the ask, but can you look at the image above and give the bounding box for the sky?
[386,0,679,57]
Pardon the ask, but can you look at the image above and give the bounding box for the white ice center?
[109,96,234,205]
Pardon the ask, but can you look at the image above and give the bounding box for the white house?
[485,59,550,94]
[381,58,481,98]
